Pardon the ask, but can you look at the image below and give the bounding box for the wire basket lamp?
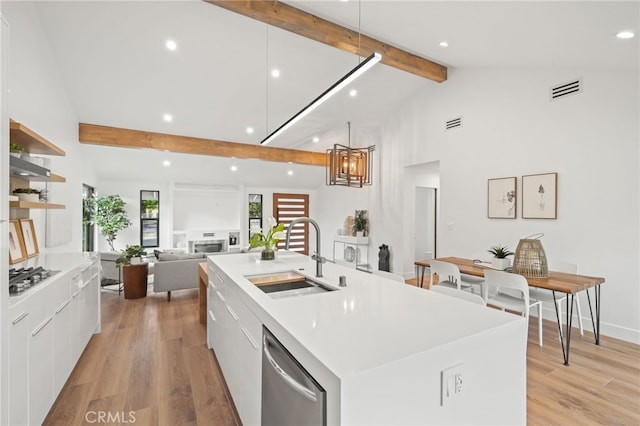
[512,233,549,278]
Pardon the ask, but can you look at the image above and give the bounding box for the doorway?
[415,187,437,260]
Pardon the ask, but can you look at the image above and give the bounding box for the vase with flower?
[249,217,286,261]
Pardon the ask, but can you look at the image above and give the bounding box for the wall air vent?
[445,117,462,131]
[550,78,583,101]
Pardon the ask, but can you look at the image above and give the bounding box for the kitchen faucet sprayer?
[285,217,325,278]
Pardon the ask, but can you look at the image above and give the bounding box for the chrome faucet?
[285,217,325,278]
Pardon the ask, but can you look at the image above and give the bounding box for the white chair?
[483,269,543,347]
[430,285,486,305]
[428,260,483,294]
[529,262,584,336]
[373,269,405,283]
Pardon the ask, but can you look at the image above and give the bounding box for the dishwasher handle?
[263,333,318,403]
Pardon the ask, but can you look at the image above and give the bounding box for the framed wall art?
[487,177,517,219]
[20,219,39,257]
[522,172,558,219]
[9,220,27,264]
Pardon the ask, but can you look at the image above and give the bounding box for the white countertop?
[9,252,98,306]
[210,251,521,380]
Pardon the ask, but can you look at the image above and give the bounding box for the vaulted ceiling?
[28,0,638,187]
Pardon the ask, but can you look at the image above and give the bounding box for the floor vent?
[446,117,462,130]
[550,78,582,101]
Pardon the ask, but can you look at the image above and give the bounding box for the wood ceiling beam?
[205,0,447,83]
[78,123,327,166]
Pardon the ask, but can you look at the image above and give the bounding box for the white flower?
[272,231,287,240]
[267,216,277,228]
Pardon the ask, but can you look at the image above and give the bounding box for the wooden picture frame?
[20,219,39,257]
[522,172,558,219]
[487,177,517,219]
[9,220,27,264]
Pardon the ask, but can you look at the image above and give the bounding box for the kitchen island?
[207,251,527,425]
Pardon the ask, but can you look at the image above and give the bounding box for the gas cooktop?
[9,266,59,296]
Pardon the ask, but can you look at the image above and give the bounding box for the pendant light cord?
[265,16,270,137]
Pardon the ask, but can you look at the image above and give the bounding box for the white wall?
[173,186,240,231]
[384,68,639,343]
[4,2,95,253]
[94,180,170,251]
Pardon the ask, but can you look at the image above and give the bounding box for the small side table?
[123,263,148,299]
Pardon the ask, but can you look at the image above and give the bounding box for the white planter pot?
[130,257,141,265]
[16,193,39,202]
[491,257,511,270]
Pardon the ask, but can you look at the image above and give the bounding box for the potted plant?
[249,217,286,260]
[87,194,132,251]
[488,244,515,270]
[352,210,369,237]
[116,244,149,299]
[116,244,147,267]
[10,143,24,158]
[12,187,43,202]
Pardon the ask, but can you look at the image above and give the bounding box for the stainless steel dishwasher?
[262,326,326,426]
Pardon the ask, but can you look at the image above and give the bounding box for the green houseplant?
[488,244,515,269]
[116,244,147,267]
[88,194,132,251]
[352,210,369,237]
[249,217,286,260]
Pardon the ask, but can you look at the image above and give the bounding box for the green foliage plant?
[116,244,147,267]
[488,245,515,259]
[91,195,132,251]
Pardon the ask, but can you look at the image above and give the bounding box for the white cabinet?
[235,294,262,426]
[207,260,263,425]
[52,273,72,395]
[29,311,54,426]
[69,270,84,366]
[8,304,30,426]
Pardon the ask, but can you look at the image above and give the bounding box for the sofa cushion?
[157,252,205,261]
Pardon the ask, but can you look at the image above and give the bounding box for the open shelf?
[9,201,65,209]
[10,172,66,183]
[10,119,65,156]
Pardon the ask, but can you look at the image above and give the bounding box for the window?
[273,193,309,255]
[249,194,262,240]
[82,184,95,252]
[140,190,159,248]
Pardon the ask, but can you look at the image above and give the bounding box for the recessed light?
[165,39,177,51]
[349,89,357,97]
[616,31,635,39]
[230,165,237,172]
[271,69,280,78]
[246,127,254,134]
[312,136,319,143]
[287,170,293,176]
[163,160,171,167]
[439,41,449,47]
[163,114,173,122]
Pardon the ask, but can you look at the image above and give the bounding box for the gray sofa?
[152,251,206,301]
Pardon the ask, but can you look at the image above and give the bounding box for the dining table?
[414,257,605,365]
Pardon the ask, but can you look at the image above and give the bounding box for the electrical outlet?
[441,363,464,406]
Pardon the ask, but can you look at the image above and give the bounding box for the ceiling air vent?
[445,117,462,131]
[550,78,582,101]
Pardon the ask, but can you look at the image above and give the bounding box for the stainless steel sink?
[245,271,336,299]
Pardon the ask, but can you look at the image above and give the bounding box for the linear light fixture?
[260,52,382,145]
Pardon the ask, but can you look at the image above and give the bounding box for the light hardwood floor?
[44,283,640,426]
